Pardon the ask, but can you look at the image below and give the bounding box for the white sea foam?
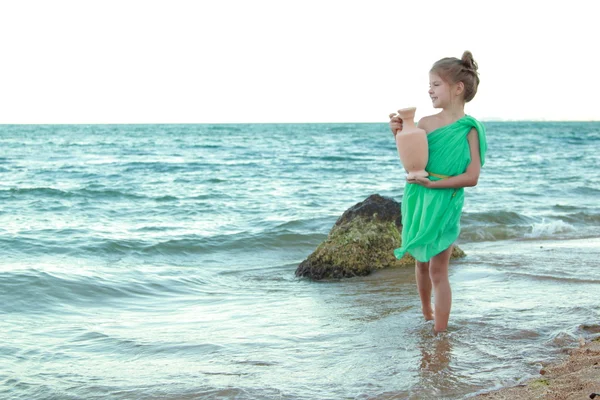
[525,219,575,238]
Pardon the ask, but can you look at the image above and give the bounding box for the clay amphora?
[395,107,429,179]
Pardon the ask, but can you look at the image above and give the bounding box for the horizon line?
[1,119,600,126]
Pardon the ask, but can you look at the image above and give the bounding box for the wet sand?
[475,338,600,399]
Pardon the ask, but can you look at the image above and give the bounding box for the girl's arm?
[409,128,481,189]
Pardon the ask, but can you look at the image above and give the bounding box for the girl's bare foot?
[423,306,434,321]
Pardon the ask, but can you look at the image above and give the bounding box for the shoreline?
[474,338,600,399]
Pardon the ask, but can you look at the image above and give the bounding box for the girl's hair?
[431,51,480,102]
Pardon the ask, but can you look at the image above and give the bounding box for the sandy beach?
[475,338,600,399]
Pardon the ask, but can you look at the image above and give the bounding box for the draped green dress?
[394,115,487,262]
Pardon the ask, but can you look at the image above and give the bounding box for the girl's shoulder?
[417,114,443,134]
[416,114,437,134]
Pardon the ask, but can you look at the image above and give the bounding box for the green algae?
[529,378,550,388]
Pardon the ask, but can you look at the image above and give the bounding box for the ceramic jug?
[395,107,429,179]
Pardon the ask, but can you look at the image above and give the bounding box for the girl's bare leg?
[415,260,433,320]
[429,246,453,333]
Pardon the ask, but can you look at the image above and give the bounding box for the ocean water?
[1,122,599,399]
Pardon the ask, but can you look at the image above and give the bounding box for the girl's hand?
[389,113,403,137]
[407,176,432,188]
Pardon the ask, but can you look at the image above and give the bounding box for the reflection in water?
[410,326,454,399]
[419,331,452,373]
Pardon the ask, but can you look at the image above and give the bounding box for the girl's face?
[429,71,465,109]
[428,72,451,109]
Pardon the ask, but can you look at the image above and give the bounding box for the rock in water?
[295,194,465,280]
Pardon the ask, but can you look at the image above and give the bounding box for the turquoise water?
[1,122,599,399]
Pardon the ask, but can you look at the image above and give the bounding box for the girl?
[389,51,487,333]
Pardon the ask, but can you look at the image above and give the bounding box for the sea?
[1,121,599,400]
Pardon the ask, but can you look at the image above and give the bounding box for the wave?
[68,329,226,357]
[525,219,575,238]
[461,220,576,242]
[206,125,243,133]
[462,210,534,225]
[459,210,600,242]
[572,186,600,196]
[1,225,327,258]
[324,125,362,133]
[0,271,166,313]
[3,187,74,198]
[121,161,216,173]
[145,230,326,256]
[0,269,213,314]
[273,216,334,232]
[307,155,373,162]
[505,271,600,284]
[0,186,181,202]
[2,207,596,259]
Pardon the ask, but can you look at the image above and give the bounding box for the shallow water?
[1,122,599,399]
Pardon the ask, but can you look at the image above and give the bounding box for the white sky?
[0,0,597,124]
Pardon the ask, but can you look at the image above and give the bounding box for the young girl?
[389,51,487,333]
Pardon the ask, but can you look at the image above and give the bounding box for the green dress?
[394,115,487,262]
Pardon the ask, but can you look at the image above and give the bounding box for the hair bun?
[461,50,478,72]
